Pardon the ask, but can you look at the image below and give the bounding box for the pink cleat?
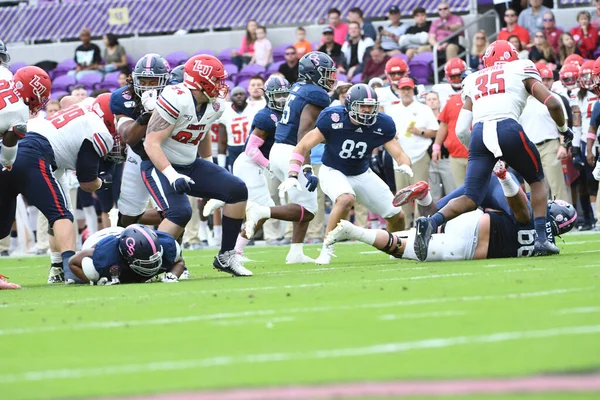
[393,181,430,207]
[493,160,507,179]
[0,274,21,290]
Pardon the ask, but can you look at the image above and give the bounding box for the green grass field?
[1,233,600,400]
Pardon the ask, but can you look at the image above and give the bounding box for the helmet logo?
[125,237,136,256]
[30,75,47,96]
[193,61,213,77]
[309,53,321,66]
[502,51,511,60]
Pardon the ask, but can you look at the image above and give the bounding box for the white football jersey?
[0,78,29,134]
[0,66,13,82]
[574,90,599,138]
[27,104,114,170]
[430,83,458,110]
[217,102,257,147]
[156,83,224,165]
[375,86,402,114]
[209,123,219,157]
[462,59,541,124]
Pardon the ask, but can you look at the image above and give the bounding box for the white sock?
[235,235,249,254]
[355,226,378,245]
[498,175,520,197]
[416,191,432,207]
[51,251,62,265]
[9,237,17,251]
[213,225,222,238]
[289,243,304,254]
[199,220,209,241]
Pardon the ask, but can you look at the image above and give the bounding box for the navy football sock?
[220,216,243,254]
[430,212,446,231]
[61,250,81,282]
[534,217,547,242]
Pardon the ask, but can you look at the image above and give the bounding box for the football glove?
[593,160,600,181]
[171,174,195,194]
[99,171,113,190]
[161,272,179,283]
[278,176,302,196]
[303,166,319,192]
[370,154,382,175]
[141,89,158,112]
[394,164,414,177]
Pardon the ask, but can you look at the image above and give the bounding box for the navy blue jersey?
[275,82,330,146]
[318,106,396,176]
[243,107,281,159]
[110,87,141,119]
[590,100,600,132]
[91,231,181,283]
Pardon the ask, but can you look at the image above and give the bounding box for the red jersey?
[438,93,468,158]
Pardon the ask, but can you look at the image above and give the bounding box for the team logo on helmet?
[331,113,340,122]
[503,51,511,61]
[30,75,47,96]
[193,61,214,77]
[309,53,321,66]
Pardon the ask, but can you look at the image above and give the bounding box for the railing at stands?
[432,9,500,84]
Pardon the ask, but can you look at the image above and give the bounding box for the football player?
[67,224,185,285]
[217,86,254,170]
[587,57,600,182]
[431,57,467,109]
[376,57,410,113]
[245,51,336,264]
[142,54,251,276]
[275,84,412,264]
[0,40,12,81]
[413,40,574,261]
[110,53,171,227]
[328,161,577,261]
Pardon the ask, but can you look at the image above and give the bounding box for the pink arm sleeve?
[245,134,270,168]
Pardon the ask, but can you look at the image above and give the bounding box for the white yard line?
[556,306,600,315]
[378,311,467,320]
[0,287,591,337]
[1,324,599,384]
[211,316,295,327]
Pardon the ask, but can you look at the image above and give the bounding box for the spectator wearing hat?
[278,46,299,84]
[361,46,390,83]
[318,27,347,73]
[497,8,530,48]
[399,7,432,60]
[570,11,598,60]
[518,0,551,38]
[368,77,384,89]
[347,7,377,42]
[379,6,407,55]
[327,8,348,46]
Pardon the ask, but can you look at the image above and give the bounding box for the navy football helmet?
[298,51,337,91]
[131,53,171,98]
[169,65,185,85]
[345,83,379,126]
[264,76,290,112]
[547,199,577,236]
[0,40,10,68]
[118,224,163,277]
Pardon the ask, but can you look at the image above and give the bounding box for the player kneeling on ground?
[67,224,185,284]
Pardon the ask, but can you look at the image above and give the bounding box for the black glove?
[99,171,113,190]
[136,112,152,126]
[560,127,574,150]
[572,146,585,168]
[370,154,382,175]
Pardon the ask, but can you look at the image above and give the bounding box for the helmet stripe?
[136,226,158,255]
[558,212,577,229]
[277,76,285,88]
[145,56,152,71]
[364,85,372,99]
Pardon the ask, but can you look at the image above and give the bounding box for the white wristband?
[557,123,568,133]
[203,156,213,163]
[217,154,226,168]
[161,165,179,184]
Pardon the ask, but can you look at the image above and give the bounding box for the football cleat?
[532,240,560,257]
[0,274,21,290]
[180,268,190,280]
[393,181,429,207]
[47,265,64,284]
[244,201,270,239]
[413,217,434,261]
[325,220,358,246]
[213,250,253,276]
[493,160,507,180]
[285,252,315,264]
[315,244,336,265]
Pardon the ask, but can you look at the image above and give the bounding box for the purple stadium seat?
[312,42,321,51]
[77,72,103,90]
[52,58,77,79]
[52,74,76,92]
[99,71,120,89]
[165,51,188,67]
[235,64,265,83]
[272,44,292,63]
[409,62,432,84]
[392,53,409,64]
[49,90,68,101]
[266,61,284,76]
[128,55,136,70]
[218,48,237,64]
[223,63,238,78]
[237,78,250,92]
[350,73,362,83]
[224,79,235,91]
[411,52,433,64]
[337,73,348,83]
[594,46,600,59]
[192,49,215,57]
[9,62,27,75]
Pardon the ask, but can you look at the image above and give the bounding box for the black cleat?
[414,217,434,261]
[532,240,560,257]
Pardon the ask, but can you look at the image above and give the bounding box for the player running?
[413,40,573,261]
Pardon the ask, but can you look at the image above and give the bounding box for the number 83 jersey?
[462,59,541,125]
[155,83,224,165]
[318,105,396,176]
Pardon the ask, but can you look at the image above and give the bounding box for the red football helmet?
[444,58,467,89]
[183,54,229,99]
[579,60,595,90]
[564,54,585,68]
[385,57,409,86]
[92,93,125,163]
[559,63,580,91]
[592,56,600,96]
[12,66,51,114]
[481,40,519,68]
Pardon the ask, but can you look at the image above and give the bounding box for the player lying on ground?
[67,224,185,285]
[326,161,577,261]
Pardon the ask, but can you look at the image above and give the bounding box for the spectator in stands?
[508,35,530,60]
[347,7,377,42]
[45,100,60,118]
[101,33,128,74]
[294,27,312,59]
[328,8,348,46]
[542,11,562,56]
[319,27,346,73]
[341,22,375,80]
[593,0,600,31]
[368,77,384,89]
[70,28,102,80]
[570,11,598,60]
[425,92,440,118]
[278,46,299,84]
[494,0,524,28]
[247,75,266,103]
[117,71,128,88]
[529,31,558,67]
[379,6,406,55]
[399,7,432,60]
[330,82,352,106]
[70,85,87,102]
[469,30,488,69]
[250,25,272,68]
[361,46,390,83]
[558,32,582,65]
[428,2,464,64]
[232,19,257,70]
[518,0,551,38]
[497,9,530,48]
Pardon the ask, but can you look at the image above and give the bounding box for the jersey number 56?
[474,71,506,100]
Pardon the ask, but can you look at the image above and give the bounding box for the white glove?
[278,177,302,196]
[161,272,179,283]
[0,143,17,171]
[394,164,414,177]
[593,161,600,181]
[141,89,158,112]
[95,277,120,286]
[203,198,225,217]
